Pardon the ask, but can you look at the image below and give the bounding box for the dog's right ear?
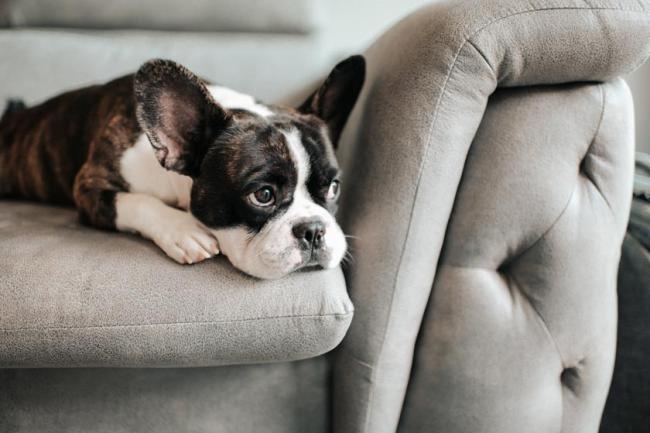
[298,55,365,147]
[134,59,230,177]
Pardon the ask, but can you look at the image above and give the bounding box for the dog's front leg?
[74,162,218,265]
[114,192,220,264]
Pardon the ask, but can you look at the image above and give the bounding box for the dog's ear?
[134,59,230,176]
[298,55,365,147]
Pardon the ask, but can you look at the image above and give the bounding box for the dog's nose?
[292,220,326,249]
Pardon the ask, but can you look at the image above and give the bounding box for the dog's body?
[0,57,365,278]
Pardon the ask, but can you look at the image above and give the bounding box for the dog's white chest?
[120,135,193,209]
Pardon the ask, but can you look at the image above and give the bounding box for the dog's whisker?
[341,249,355,265]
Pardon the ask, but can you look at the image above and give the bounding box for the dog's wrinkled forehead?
[224,108,339,192]
[190,105,342,233]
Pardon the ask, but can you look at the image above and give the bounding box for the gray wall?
[320,0,431,61]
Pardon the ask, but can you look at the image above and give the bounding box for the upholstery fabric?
[601,233,650,433]
[0,357,330,433]
[0,0,647,431]
[0,202,353,368]
[0,29,328,106]
[631,152,650,210]
[398,80,633,432]
[601,168,650,433]
[334,1,649,432]
[0,0,321,34]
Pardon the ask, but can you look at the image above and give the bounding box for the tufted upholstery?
[398,79,634,432]
[0,0,648,431]
[335,1,647,432]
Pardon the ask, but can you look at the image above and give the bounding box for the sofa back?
[0,0,320,33]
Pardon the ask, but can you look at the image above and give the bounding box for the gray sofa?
[1,0,649,432]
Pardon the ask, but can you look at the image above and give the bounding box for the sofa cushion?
[0,0,321,34]
[0,201,353,368]
[0,358,330,433]
[0,29,328,107]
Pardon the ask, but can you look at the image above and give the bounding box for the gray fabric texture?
[333,1,649,432]
[0,202,353,368]
[0,0,648,431]
[398,80,633,433]
[0,357,329,433]
[0,0,321,34]
[0,28,329,106]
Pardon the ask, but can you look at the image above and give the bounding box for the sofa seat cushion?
[0,0,321,34]
[0,201,353,368]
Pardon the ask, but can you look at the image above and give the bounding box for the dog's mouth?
[304,246,320,266]
[281,249,320,274]
[295,264,324,274]
[293,249,331,273]
[209,217,347,279]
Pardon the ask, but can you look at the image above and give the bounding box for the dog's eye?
[248,186,275,207]
[326,180,340,201]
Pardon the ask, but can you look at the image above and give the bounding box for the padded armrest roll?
[0,202,353,368]
[334,1,650,432]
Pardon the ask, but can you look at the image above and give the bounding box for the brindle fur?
[0,57,365,237]
[0,75,137,228]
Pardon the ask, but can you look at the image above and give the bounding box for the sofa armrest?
[334,1,650,432]
[0,202,353,368]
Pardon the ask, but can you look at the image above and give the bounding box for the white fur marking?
[207,85,273,117]
[211,128,346,279]
[116,126,345,277]
[284,129,311,191]
[120,135,193,209]
[282,129,347,268]
[115,192,219,264]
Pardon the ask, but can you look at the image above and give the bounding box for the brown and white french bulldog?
[0,56,365,279]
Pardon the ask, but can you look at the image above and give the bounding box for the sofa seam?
[442,184,579,367]
[509,260,572,371]
[499,86,607,269]
[507,270,568,433]
[581,83,615,214]
[362,5,647,433]
[467,39,496,75]
[0,311,354,332]
[440,263,503,272]
[484,106,605,366]
[340,348,376,370]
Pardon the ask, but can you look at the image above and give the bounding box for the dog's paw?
[152,212,220,265]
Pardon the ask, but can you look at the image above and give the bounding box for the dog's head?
[134,57,365,279]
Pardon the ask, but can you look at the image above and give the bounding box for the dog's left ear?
[298,55,365,147]
[134,59,231,177]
